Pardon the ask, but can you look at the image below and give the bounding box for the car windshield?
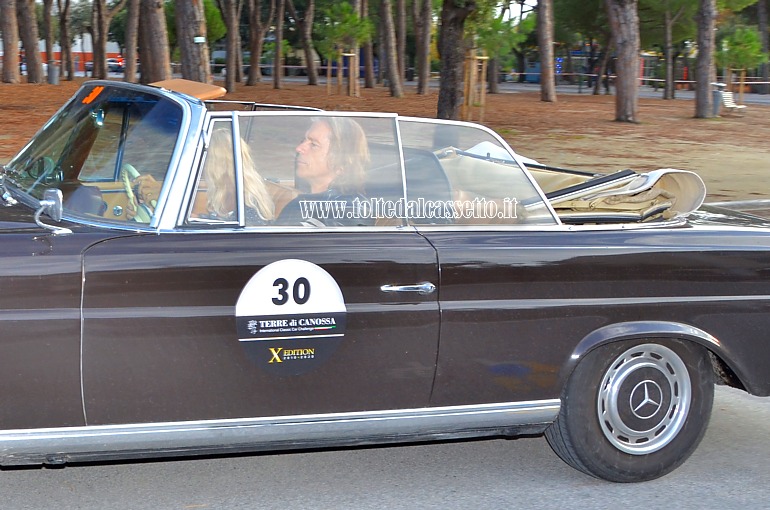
[3,83,183,223]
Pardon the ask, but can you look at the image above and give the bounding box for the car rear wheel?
[545,339,714,482]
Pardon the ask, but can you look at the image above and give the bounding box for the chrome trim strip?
[0,308,80,320]
[442,294,770,312]
[80,302,437,320]
[0,400,559,463]
[232,112,246,228]
[82,306,232,319]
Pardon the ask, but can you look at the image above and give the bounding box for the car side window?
[83,97,181,223]
[234,113,406,227]
[186,120,274,226]
[397,119,558,226]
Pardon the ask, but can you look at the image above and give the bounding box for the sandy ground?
[1,78,768,202]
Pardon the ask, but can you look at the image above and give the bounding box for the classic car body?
[0,79,769,482]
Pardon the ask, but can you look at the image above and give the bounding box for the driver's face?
[295,121,335,193]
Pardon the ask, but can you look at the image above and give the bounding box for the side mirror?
[40,188,64,222]
[34,189,71,234]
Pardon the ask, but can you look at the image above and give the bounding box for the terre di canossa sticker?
[235,259,347,375]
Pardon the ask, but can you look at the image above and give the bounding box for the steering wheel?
[121,163,152,223]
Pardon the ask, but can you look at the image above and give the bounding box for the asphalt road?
[0,385,768,510]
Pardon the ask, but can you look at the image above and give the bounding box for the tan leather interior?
[265,180,299,218]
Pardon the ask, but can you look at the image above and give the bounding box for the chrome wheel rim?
[597,343,691,455]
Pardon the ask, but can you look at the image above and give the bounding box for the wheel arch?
[558,321,746,392]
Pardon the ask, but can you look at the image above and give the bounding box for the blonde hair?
[203,128,274,221]
[316,117,370,195]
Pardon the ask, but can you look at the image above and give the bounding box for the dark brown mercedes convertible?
[0,79,768,482]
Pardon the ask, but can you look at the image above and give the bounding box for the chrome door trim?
[0,399,559,465]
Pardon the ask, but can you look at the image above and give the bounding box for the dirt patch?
[1,78,768,202]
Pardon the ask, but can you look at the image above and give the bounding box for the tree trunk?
[564,44,574,84]
[176,0,211,83]
[664,9,674,99]
[56,0,73,80]
[124,0,140,83]
[605,0,640,122]
[537,0,556,102]
[670,48,681,99]
[694,0,716,118]
[17,0,43,83]
[487,58,500,94]
[92,0,128,80]
[377,19,386,83]
[413,0,431,94]
[362,0,376,88]
[273,0,284,89]
[246,0,275,85]
[437,0,476,119]
[138,0,171,83]
[593,46,611,95]
[286,0,317,86]
[381,0,404,97]
[235,1,244,83]
[43,0,55,77]
[92,0,109,79]
[514,50,526,82]
[759,0,768,95]
[663,6,685,100]
[349,0,362,96]
[92,1,107,78]
[396,0,406,80]
[218,0,239,91]
[1,0,21,83]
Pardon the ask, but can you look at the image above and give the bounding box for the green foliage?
[111,9,128,48]
[35,3,60,44]
[475,14,527,60]
[718,0,760,12]
[164,0,226,50]
[517,11,537,39]
[262,40,293,62]
[553,0,608,41]
[204,0,227,46]
[637,0,698,50]
[69,0,92,39]
[465,0,497,34]
[716,25,768,70]
[313,1,373,60]
[165,1,176,44]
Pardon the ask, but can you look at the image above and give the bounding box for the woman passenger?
[199,127,275,225]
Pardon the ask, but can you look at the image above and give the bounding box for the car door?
[80,113,440,425]
[396,118,567,407]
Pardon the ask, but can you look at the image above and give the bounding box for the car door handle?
[380,282,436,295]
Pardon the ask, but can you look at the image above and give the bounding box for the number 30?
[272,277,311,305]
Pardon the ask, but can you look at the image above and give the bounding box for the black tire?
[545,339,714,482]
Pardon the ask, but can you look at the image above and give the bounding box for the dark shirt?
[276,189,374,227]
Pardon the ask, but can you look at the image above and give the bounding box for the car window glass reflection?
[4,85,183,224]
[186,123,274,226]
[398,119,558,226]
[236,114,404,228]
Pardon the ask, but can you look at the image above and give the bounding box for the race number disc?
[236,259,347,374]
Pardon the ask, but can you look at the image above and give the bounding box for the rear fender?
[557,321,745,392]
